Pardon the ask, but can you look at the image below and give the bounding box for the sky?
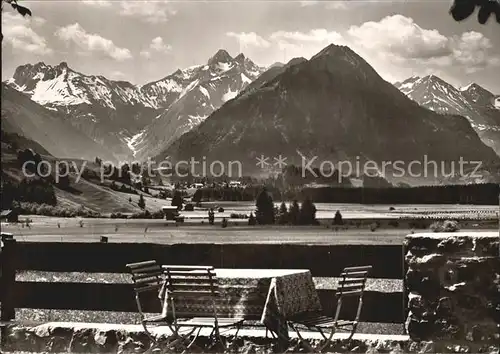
[2,0,500,93]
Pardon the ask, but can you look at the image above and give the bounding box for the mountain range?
[1,83,117,161]
[129,50,265,160]
[159,45,499,184]
[395,75,500,156]
[5,50,264,162]
[3,45,500,185]
[6,62,159,161]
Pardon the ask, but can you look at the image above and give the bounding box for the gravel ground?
[16,272,402,292]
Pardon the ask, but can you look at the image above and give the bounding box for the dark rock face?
[404,232,500,343]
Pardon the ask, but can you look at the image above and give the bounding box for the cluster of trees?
[57,163,70,189]
[277,165,351,188]
[254,188,319,225]
[102,163,134,185]
[298,183,499,205]
[17,149,44,174]
[171,190,184,210]
[191,185,283,203]
[109,181,138,195]
[138,195,146,209]
[128,178,497,207]
[166,170,258,186]
[1,177,57,209]
[192,187,255,202]
[208,209,215,225]
[11,201,100,218]
[157,189,173,199]
[98,160,154,192]
[16,149,71,189]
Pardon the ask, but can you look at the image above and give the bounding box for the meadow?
[2,202,497,244]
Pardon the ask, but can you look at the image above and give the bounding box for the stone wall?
[1,322,412,354]
[2,322,499,353]
[404,232,499,344]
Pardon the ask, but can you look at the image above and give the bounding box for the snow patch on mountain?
[216,62,233,72]
[179,65,203,79]
[199,86,210,99]
[156,79,182,93]
[6,51,266,161]
[7,62,156,109]
[187,115,208,128]
[31,75,91,106]
[223,88,239,102]
[241,73,252,85]
[398,77,420,91]
[178,79,200,101]
[129,50,266,160]
[395,75,500,156]
[124,130,146,157]
[459,83,473,92]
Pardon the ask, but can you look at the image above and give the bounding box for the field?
[2,202,497,243]
[3,220,409,244]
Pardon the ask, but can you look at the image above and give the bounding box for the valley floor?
[2,217,496,244]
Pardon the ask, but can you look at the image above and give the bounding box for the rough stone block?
[405,232,500,344]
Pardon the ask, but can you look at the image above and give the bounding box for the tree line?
[297,183,499,205]
[1,177,57,209]
[191,185,283,203]
[188,182,498,205]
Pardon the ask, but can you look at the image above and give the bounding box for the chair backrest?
[162,265,219,300]
[332,265,372,325]
[337,265,372,297]
[126,260,164,294]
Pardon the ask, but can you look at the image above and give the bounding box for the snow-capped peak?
[127,49,266,161]
[460,82,496,107]
[396,75,422,94]
[6,61,153,109]
[394,73,500,156]
[6,50,267,161]
[234,53,246,63]
[459,82,475,92]
[208,49,233,65]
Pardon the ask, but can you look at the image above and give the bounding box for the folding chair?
[162,265,245,352]
[126,260,170,344]
[287,265,372,352]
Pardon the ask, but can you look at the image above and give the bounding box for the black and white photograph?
[0,0,499,352]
